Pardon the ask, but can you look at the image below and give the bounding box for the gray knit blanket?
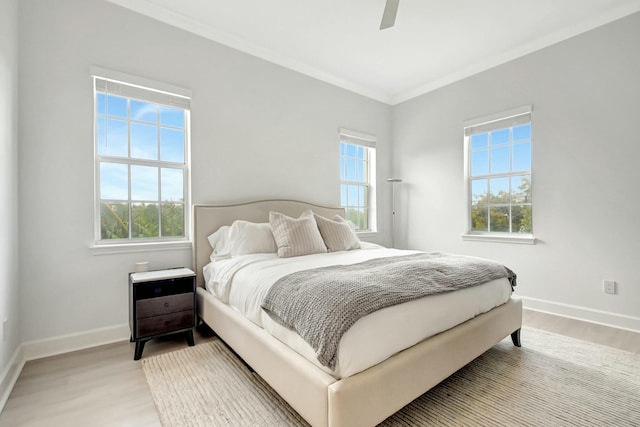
[261,252,516,370]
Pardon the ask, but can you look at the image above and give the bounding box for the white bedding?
[204,245,512,378]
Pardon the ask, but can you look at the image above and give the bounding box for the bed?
[193,200,522,427]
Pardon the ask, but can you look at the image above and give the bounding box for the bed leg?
[511,328,522,347]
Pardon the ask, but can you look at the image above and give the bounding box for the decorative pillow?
[207,225,232,260]
[314,214,361,252]
[228,220,277,256]
[269,211,327,258]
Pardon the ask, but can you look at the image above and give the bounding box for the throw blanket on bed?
[261,252,516,369]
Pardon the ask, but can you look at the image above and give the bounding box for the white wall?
[0,0,21,398]
[18,0,391,344]
[392,12,640,330]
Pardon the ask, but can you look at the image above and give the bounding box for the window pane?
[340,184,347,206]
[491,128,509,145]
[339,158,346,180]
[106,95,127,118]
[100,202,128,239]
[512,142,531,171]
[512,205,532,233]
[160,128,185,163]
[489,177,509,203]
[131,165,158,201]
[357,146,364,159]
[347,144,357,158]
[355,158,363,182]
[471,133,488,149]
[161,203,184,237]
[471,204,488,231]
[96,93,106,115]
[471,149,488,176]
[359,208,368,230]
[161,168,183,202]
[359,186,366,206]
[160,106,184,128]
[348,185,359,207]
[131,123,158,160]
[131,100,158,124]
[96,117,106,150]
[513,124,531,141]
[100,118,128,157]
[471,179,488,204]
[490,145,510,174]
[347,159,356,180]
[340,142,346,156]
[511,175,531,203]
[489,206,510,232]
[100,162,128,200]
[132,203,159,238]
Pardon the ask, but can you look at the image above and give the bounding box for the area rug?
[142,327,640,426]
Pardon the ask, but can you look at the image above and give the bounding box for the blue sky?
[470,124,531,203]
[97,94,186,203]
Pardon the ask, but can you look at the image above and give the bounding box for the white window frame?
[462,105,535,244]
[339,128,377,233]
[91,67,192,251]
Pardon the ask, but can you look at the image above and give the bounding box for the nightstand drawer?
[135,277,194,299]
[136,292,194,319]
[136,310,194,338]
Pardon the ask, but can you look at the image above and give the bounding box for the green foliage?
[100,201,184,240]
[100,202,128,239]
[132,203,159,238]
[346,208,368,231]
[471,176,532,233]
[161,203,185,237]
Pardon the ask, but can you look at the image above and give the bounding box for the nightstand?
[129,267,196,360]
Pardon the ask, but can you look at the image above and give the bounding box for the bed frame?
[193,200,522,427]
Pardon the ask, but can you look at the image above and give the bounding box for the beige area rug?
[142,327,640,426]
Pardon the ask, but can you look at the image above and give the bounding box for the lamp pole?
[387,178,402,248]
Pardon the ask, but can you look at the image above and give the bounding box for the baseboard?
[521,296,640,333]
[21,323,130,362]
[0,345,25,413]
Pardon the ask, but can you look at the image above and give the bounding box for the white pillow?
[314,214,361,252]
[207,225,231,260]
[228,220,277,256]
[269,210,327,258]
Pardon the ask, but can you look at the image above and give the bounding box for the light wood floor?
[1,310,638,426]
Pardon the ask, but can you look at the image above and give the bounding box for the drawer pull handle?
[164,302,169,308]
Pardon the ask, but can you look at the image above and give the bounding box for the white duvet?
[204,244,512,379]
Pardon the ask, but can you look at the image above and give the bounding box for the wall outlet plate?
[603,280,616,295]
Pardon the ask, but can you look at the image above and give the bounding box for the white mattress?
[204,246,512,379]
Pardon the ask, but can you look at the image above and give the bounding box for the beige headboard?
[193,200,345,287]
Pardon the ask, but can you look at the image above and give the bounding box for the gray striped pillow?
[314,214,361,252]
[269,211,328,258]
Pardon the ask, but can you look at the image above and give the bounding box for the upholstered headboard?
[192,200,345,287]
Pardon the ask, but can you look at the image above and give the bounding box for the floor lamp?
[387,178,402,248]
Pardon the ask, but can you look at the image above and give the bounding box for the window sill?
[90,240,192,256]
[356,231,379,239]
[461,233,536,245]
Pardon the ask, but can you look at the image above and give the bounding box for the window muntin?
[465,109,532,235]
[339,130,376,232]
[94,77,190,243]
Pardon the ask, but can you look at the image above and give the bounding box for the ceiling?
[108,0,640,105]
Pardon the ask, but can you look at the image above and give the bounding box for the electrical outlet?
[603,280,616,295]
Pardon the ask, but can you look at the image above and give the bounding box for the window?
[339,128,377,231]
[464,106,532,240]
[94,75,190,244]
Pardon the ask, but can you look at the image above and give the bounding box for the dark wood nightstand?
[129,267,196,360]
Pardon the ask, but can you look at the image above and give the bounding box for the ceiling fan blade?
[380,0,400,30]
